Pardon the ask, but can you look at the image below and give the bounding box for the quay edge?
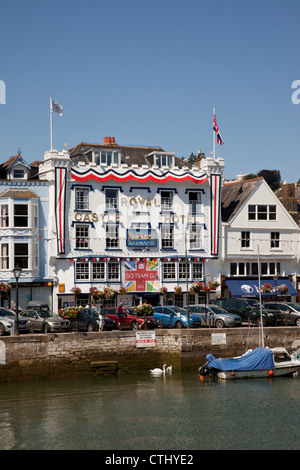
[0,327,300,382]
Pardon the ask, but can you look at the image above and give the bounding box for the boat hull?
[217,365,300,380]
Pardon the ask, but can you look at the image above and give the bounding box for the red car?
[103,307,157,330]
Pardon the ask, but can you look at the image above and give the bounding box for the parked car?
[0,307,30,335]
[263,302,300,326]
[124,308,157,329]
[152,306,201,328]
[214,297,283,326]
[21,309,70,333]
[103,307,153,330]
[80,308,116,331]
[188,304,242,328]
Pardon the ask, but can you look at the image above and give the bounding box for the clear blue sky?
[0,0,299,182]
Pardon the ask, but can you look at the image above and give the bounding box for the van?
[214,298,283,326]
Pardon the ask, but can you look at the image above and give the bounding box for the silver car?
[21,309,70,333]
[0,307,30,335]
[188,304,242,328]
[263,302,300,326]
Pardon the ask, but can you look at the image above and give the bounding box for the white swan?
[150,364,167,375]
[166,365,172,373]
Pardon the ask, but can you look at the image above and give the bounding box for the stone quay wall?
[0,327,300,382]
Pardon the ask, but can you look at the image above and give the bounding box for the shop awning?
[225,279,298,297]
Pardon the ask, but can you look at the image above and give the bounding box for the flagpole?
[50,94,53,150]
[213,106,216,159]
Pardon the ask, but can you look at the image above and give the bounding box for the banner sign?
[124,259,159,292]
[126,229,157,247]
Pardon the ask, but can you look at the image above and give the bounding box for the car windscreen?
[209,306,227,314]
[171,307,187,313]
[290,304,300,312]
[38,311,59,318]
[0,309,15,317]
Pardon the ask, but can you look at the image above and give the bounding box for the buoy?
[268,370,274,376]
[230,371,235,376]
[199,375,205,381]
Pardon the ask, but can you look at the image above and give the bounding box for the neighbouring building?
[220,177,300,301]
[0,154,52,309]
[38,137,225,311]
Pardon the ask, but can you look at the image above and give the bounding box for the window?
[13,168,25,179]
[75,261,89,280]
[0,205,8,227]
[155,154,174,168]
[189,192,201,214]
[161,225,174,249]
[94,151,119,166]
[33,204,38,229]
[0,244,9,269]
[14,243,28,269]
[108,261,119,281]
[14,204,28,227]
[178,262,190,281]
[163,262,176,280]
[271,232,280,249]
[105,189,118,211]
[75,225,89,249]
[75,188,89,211]
[241,231,250,248]
[106,224,119,248]
[161,191,173,211]
[193,262,203,280]
[190,225,202,249]
[229,261,280,276]
[248,204,277,220]
[92,262,105,281]
[33,242,38,269]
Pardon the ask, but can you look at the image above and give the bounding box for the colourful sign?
[124,259,159,292]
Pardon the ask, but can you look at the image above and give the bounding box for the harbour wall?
[0,327,300,382]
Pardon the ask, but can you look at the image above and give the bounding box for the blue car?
[153,306,201,328]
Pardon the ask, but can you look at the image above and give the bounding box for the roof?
[221,178,263,222]
[0,189,39,198]
[68,138,190,169]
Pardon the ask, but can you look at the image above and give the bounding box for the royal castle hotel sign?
[38,137,224,310]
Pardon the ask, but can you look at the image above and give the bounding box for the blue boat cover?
[207,347,275,371]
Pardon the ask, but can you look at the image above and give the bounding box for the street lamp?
[13,264,22,335]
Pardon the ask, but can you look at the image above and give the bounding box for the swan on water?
[166,365,172,373]
[150,364,167,374]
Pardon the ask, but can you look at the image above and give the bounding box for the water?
[0,371,300,450]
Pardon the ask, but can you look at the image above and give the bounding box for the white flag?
[52,99,63,116]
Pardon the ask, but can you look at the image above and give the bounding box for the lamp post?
[13,264,22,336]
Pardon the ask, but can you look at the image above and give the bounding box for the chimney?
[194,150,205,168]
[103,137,116,145]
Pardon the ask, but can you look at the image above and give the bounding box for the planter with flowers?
[208,280,219,291]
[135,303,154,317]
[119,286,127,295]
[59,307,81,319]
[159,287,168,295]
[276,284,288,295]
[70,286,82,296]
[174,286,182,295]
[261,283,273,294]
[190,282,204,293]
[0,282,11,294]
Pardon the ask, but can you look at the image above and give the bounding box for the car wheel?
[0,323,5,336]
[87,323,95,332]
[131,321,139,330]
[175,321,184,329]
[43,323,50,333]
[215,319,225,328]
[295,318,300,327]
[255,317,267,327]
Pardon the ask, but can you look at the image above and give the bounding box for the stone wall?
[0,327,300,382]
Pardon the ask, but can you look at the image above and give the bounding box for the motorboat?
[197,347,300,380]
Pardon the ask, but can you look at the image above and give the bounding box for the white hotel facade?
[38,137,225,310]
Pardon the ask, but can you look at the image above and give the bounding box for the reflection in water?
[0,371,300,450]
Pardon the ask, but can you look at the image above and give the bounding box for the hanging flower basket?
[174,286,182,295]
[0,282,11,294]
[190,282,204,293]
[119,286,127,295]
[159,287,168,295]
[208,280,219,291]
[261,283,273,294]
[135,303,154,316]
[70,286,82,295]
[276,284,288,295]
[59,307,81,319]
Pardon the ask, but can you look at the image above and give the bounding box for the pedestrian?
[99,304,104,331]
[85,302,91,308]
[92,303,97,312]
[117,302,124,315]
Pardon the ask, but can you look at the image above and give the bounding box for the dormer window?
[13,168,25,179]
[10,163,28,180]
[93,151,120,166]
[154,154,174,168]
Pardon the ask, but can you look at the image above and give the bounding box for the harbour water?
[0,370,300,451]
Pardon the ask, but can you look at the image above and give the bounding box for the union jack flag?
[213,113,224,145]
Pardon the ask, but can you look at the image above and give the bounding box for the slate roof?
[68,138,190,169]
[221,178,263,222]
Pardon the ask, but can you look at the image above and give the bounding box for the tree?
[257,169,281,191]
